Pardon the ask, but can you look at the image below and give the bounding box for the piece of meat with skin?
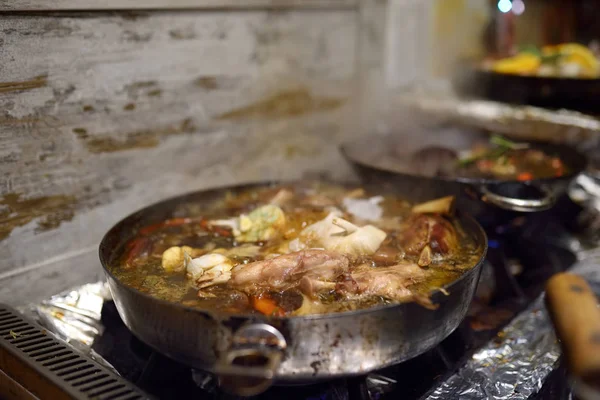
[336,263,437,309]
[230,250,350,292]
[397,214,459,266]
[336,263,427,301]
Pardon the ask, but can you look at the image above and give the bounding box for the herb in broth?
[113,182,483,316]
[456,136,569,181]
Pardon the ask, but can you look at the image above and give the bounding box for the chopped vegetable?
[161,245,200,272]
[251,295,285,316]
[489,135,529,150]
[125,237,151,269]
[238,204,286,242]
[298,212,387,257]
[486,43,600,78]
[269,189,294,206]
[204,219,236,236]
[210,204,286,243]
[185,253,233,288]
[517,172,534,181]
[458,146,508,167]
[221,245,262,259]
[139,217,195,236]
[492,53,541,75]
[456,135,567,181]
[342,196,384,221]
[556,43,600,76]
[411,196,455,216]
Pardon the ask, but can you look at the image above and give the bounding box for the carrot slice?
[517,172,534,181]
[124,237,151,269]
[251,296,285,317]
[199,220,232,237]
[139,217,195,236]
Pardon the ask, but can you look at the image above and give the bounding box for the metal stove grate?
[0,303,151,400]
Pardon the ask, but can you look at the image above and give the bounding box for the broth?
[110,182,484,316]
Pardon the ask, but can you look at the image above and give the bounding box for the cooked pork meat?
[397,214,459,266]
[230,250,349,292]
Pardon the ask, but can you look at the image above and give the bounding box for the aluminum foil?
[17,281,112,357]
[16,281,120,372]
[426,253,600,400]
[426,295,560,400]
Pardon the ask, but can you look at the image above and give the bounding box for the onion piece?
[411,196,455,216]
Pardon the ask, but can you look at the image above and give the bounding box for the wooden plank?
[0,368,39,400]
[0,0,356,11]
[0,10,360,304]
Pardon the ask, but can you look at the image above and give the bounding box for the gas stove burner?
[191,369,374,400]
[189,367,399,400]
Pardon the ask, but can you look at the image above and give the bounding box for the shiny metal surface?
[480,183,555,212]
[98,181,487,385]
[397,95,600,150]
[427,251,600,400]
[340,131,586,216]
[215,323,287,395]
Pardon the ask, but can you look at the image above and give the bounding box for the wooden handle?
[546,273,600,387]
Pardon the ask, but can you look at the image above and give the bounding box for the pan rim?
[99,179,488,322]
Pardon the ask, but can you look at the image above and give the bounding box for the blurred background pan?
[458,69,600,114]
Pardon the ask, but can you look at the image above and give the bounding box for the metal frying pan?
[98,181,487,396]
[340,127,587,218]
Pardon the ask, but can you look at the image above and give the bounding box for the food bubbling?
[111,182,483,316]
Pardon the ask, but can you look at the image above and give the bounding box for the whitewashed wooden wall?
[0,3,370,304]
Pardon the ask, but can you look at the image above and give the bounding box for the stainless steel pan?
[98,181,487,396]
[340,128,587,216]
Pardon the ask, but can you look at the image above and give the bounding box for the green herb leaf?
[490,135,529,150]
[541,52,562,65]
[518,44,542,57]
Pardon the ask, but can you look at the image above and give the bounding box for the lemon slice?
[556,43,599,76]
[491,53,541,75]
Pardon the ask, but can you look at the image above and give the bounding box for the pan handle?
[215,323,286,396]
[545,273,600,399]
[480,182,555,212]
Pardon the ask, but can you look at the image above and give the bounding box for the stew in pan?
[111,182,483,317]
[413,135,569,181]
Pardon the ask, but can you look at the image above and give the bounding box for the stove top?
[6,189,600,400]
[91,295,568,400]
[87,198,584,400]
